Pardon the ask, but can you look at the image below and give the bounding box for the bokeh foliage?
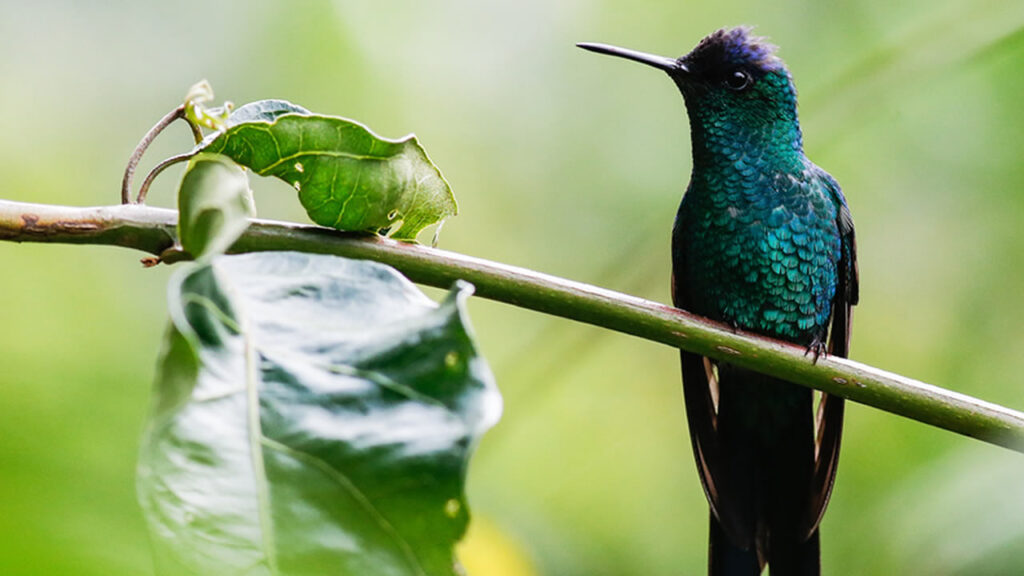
[1,2,1023,574]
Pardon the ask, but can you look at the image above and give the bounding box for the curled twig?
[121,105,185,204]
[121,106,205,204]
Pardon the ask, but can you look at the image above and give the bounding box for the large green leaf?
[201,101,457,242]
[137,252,500,576]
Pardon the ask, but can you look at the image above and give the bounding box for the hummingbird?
[579,28,858,575]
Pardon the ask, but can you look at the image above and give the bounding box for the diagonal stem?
[0,198,1023,453]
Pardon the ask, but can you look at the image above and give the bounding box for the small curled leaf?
[184,79,233,132]
[177,153,255,259]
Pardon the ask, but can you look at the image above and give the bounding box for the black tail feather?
[709,514,761,576]
[708,517,823,576]
[766,529,820,576]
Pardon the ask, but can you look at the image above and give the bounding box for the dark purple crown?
[683,27,782,73]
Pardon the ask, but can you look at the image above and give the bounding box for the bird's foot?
[804,335,827,364]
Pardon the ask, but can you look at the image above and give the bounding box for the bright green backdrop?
[2,2,1023,574]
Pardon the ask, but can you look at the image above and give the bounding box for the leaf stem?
[121,105,186,204]
[1,198,1022,452]
[185,116,204,144]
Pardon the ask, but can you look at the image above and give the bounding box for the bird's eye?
[725,70,751,91]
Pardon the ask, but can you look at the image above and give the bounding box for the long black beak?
[576,42,687,73]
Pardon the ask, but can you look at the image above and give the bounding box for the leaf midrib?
[214,264,281,574]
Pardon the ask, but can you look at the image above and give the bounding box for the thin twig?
[0,198,1022,452]
[121,105,186,204]
[136,151,199,204]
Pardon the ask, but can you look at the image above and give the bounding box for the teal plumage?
[580,27,859,575]
[672,29,849,345]
[677,160,843,342]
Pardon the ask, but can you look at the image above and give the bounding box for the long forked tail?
[690,358,823,576]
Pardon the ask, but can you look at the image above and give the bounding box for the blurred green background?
[2,1,1023,574]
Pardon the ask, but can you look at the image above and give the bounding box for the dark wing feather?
[673,275,755,550]
[802,191,859,538]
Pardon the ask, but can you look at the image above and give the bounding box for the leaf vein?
[179,293,242,333]
[260,150,390,174]
[260,436,428,576]
[334,157,360,229]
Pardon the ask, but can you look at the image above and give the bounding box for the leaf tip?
[451,279,476,300]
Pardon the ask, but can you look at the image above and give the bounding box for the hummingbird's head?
[669,27,794,116]
[673,27,783,93]
[578,27,802,152]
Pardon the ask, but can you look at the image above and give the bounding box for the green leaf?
[224,99,310,127]
[138,252,500,576]
[200,101,457,242]
[177,153,255,259]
